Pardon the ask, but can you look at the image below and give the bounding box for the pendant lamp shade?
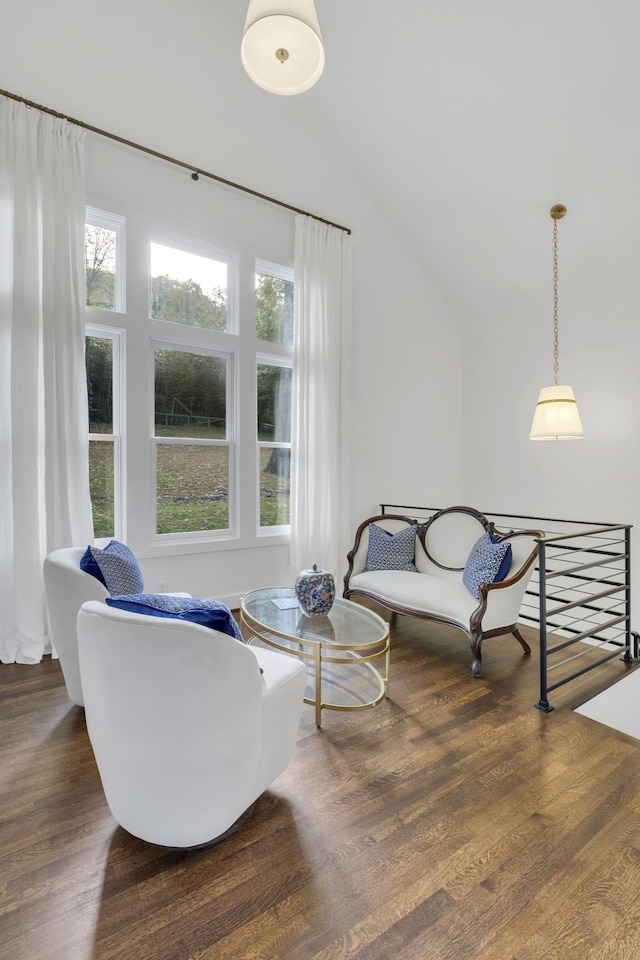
[241,0,325,95]
[529,385,584,440]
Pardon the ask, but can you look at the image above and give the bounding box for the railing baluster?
[623,525,633,663]
[536,539,553,712]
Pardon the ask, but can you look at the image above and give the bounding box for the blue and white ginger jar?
[295,564,335,617]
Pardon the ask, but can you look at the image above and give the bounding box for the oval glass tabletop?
[241,587,388,651]
[240,587,390,727]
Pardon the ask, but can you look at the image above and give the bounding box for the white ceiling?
[4,0,640,326]
[307,0,640,319]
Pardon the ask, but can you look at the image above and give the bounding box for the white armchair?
[43,546,110,706]
[43,543,191,707]
[77,600,306,848]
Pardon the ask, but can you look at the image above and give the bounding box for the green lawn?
[88,439,115,538]
[89,428,289,536]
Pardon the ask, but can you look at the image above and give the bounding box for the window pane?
[259,446,290,527]
[86,224,116,310]
[151,243,227,329]
[255,273,293,346]
[156,444,229,533]
[257,364,291,442]
[89,440,115,538]
[155,348,226,439]
[257,363,291,528]
[86,337,113,432]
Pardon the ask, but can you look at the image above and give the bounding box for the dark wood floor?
[2,611,640,960]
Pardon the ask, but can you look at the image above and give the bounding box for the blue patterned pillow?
[105,593,244,641]
[88,541,144,595]
[365,523,418,572]
[80,545,107,586]
[462,532,512,599]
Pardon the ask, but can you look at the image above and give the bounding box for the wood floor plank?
[2,617,640,960]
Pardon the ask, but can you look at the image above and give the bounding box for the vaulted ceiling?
[4,0,639,327]
[307,0,640,320]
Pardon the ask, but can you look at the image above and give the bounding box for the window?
[153,345,232,535]
[255,261,294,530]
[86,327,124,539]
[85,208,125,539]
[257,360,291,527]
[84,205,293,550]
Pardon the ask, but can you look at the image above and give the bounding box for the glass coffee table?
[240,587,390,727]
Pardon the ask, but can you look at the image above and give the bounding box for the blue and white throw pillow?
[80,544,108,586]
[365,523,418,572]
[84,541,145,595]
[105,593,244,641]
[462,532,512,599]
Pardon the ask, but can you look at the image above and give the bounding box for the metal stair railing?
[534,524,634,712]
[380,505,637,709]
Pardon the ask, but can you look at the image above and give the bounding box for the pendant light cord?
[552,216,560,385]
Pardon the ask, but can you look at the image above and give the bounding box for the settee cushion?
[349,569,478,628]
[105,593,244,641]
[462,532,512,599]
[82,540,145,595]
[366,522,418,572]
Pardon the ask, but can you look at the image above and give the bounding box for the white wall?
[0,0,463,602]
[461,206,640,599]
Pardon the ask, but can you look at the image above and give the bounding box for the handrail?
[381,504,622,528]
[535,524,630,544]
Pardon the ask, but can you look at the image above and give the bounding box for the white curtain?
[0,97,94,664]
[290,215,353,579]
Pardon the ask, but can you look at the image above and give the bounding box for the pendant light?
[241,0,325,96]
[529,204,584,441]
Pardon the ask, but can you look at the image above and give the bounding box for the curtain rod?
[0,87,351,235]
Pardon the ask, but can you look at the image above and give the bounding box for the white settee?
[343,506,542,677]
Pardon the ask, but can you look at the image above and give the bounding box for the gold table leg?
[315,642,322,728]
[385,641,390,699]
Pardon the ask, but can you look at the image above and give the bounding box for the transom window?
[150,240,232,331]
[255,264,294,346]
[85,208,125,312]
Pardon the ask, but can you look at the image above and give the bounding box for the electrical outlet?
[159,581,169,593]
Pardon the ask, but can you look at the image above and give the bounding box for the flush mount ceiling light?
[529,204,584,441]
[241,0,325,95]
